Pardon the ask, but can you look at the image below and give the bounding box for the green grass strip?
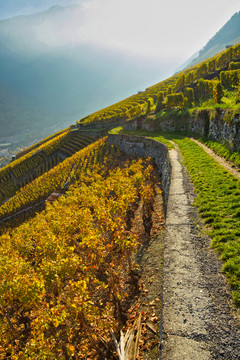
[168,137,240,306]
[109,127,174,149]
[199,138,240,169]
[110,128,240,306]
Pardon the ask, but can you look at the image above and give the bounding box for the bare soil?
[125,183,165,359]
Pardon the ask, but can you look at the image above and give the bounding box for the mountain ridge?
[0,4,174,141]
[181,11,240,70]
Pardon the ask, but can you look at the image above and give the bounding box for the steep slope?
[182,11,240,69]
[0,42,240,359]
[0,137,162,358]
[74,43,240,133]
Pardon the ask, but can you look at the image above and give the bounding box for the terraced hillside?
[1,42,240,360]
[0,136,165,359]
[77,43,240,130]
[0,128,96,205]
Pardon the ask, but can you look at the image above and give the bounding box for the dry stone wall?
[124,109,240,151]
[108,134,171,209]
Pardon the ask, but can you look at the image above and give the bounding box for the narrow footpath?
[161,142,240,359]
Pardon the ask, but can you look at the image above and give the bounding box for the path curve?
[161,143,240,359]
[191,138,240,180]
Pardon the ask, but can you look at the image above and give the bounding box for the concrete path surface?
[160,146,240,359]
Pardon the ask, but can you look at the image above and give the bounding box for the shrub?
[194,62,208,80]
[184,87,195,107]
[229,62,240,70]
[220,70,240,88]
[147,97,155,113]
[197,78,216,100]
[165,92,186,109]
[216,48,232,69]
[213,82,224,104]
[208,59,216,72]
[155,91,165,112]
[232,43,240,60]
[185,71,194,85]
[238,82,240,103]
[175,74,185,91]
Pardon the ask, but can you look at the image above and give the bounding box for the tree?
[185,71,194,85]
[184,87,195,107]
[175,75,185,91]
[194,62,208,80]
[237,81,240,103]
[146,97,155,114]
[220,70,240,88]
[213,82,224,104]
[166,86,173,95]
[165,93,186,109]
[155,91,165,112]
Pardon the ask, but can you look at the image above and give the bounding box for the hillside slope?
[0,42,240,358]
[0,136,164,359]
[183,11,240,69]
[75,42,240,137]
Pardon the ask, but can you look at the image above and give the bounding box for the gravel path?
[160,143,240,359]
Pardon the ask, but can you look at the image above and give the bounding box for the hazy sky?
[0,0,239,63]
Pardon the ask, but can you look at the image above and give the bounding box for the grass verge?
[199,138,240,169]
[109,127,174,149]
[168,137,240,306]
[118,129,240,307]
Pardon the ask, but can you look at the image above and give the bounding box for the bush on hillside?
[237,82,240,103]
[155,91,165,112]
[216,44,240,70]
[197,79,216,101]
[208,58,216,72]
[194,62,208,80]
[184,87,195,107]
[229,61,240,70]
[185,71,194,86]
[165,92,186,109]
[213,82,224,104]
[175,74,185,91]
[147,97,155,114]
[220,70,240,88]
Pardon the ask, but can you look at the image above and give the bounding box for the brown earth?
[124,183,165,359]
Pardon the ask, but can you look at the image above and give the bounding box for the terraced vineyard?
[0,135,161,359]
[0,138,112,227]
[0,129,96,205]
[77,43,240,128]
[1,40,240,359]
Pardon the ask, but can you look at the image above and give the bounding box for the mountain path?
[160,140,240,359]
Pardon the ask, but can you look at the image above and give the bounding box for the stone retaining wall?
[108,134,171,210]
[124,109,240,151]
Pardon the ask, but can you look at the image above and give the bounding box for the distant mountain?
[181,11,240,69]
[0,5,173,139]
